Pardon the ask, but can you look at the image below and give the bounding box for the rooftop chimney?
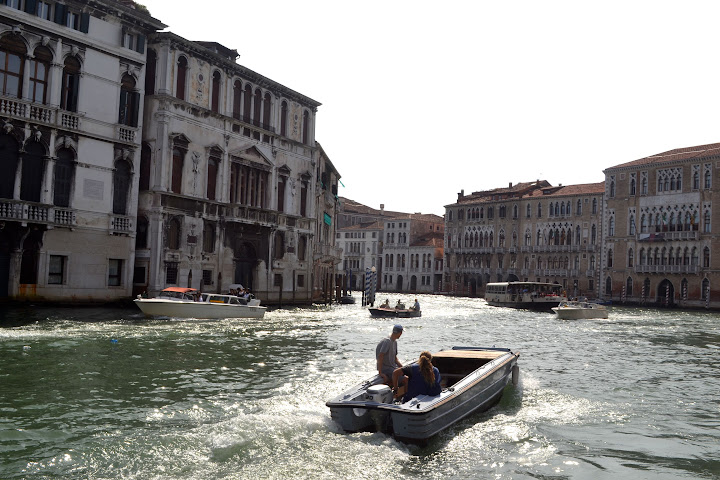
[509,182,513,188]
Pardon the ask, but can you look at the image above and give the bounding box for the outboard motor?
[367,384,393,404]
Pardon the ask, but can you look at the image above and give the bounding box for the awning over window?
[324,213,332,226]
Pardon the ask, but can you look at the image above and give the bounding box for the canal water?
[1,295,718,479]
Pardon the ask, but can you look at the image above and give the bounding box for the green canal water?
[1,296,718,479]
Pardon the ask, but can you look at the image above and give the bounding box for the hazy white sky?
[139,0,720,215]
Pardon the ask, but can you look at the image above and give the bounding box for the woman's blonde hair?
[418,351,435,385]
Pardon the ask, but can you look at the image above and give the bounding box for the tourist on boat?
[380,299,390,308]
[396,299,404,309]
[412,298,420,311]
[392,350,441,402]
[376,324,403,384]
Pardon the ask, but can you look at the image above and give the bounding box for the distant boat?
[134,287,266,319]
[368,303,421,318]
[552,300,608,319]
[326,346,520,444]
[339,295,356,304]
[485,281,567,310]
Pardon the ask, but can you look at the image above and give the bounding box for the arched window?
[629,215,635,235]
[29,46,52,104]
[176,56,188,100]
[702,278,710,301]
[21,141,45,202]
[628,248,634,267]
[280,100,288,136]
[607,248,613,268]
[253,88,262,126]
[263,92,271,129]
[0,133,19,199]
[207,147,221,200]
[243,84,253,121]
[630,177,636,195]
[139,143,151,191]
[145,49,156,95]
[203,221,215,253]
[592,198,598,214]
[171,136,188,194]
[136,216,149,249]
[61,56,81,112]
[113,159,132,215]
[537,203,542,217]
[609,180,615,197]
[641,176,648,194]
[576,199,582,215]
[704,210,711,233]
[53,148,75,207]
[705,170,712,189]
[605,276,612,295]
[302,110,310,145]
[0,35,26,98]
[704,246,710,268]
[211,70,221,113]
[526,204,531,217]
[590,255,596,271]
[168,217,181,250]
[232,80,242,120]
[591,224,597,244]
[626,277,633,297]
[118,74,139,127]
[274,232,285,259]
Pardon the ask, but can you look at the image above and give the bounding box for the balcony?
[1,199,77,227]
[0,95,83,132]
[110,214,132,233]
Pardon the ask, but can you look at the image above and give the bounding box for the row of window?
[452,198,600,222]
[454,225,599,249]
[47,255,123,286]
[3,0,89,32]
[608,211,709,236]
[611,277,711,301]
[144,50,312,145]
[458,253,595,271]
[0,35,140,127]
[609,166,713,197]
[0,133,132,214]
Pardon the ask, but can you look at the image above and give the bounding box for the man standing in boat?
[376,324,403,384]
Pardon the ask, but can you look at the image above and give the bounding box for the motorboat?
[339,295,356,305]
[485,281,567,310]
[134,287,266,319]
[368,304,421,318]
[552,300,608,319]
[326,346,519,444]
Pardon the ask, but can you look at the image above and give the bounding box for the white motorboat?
[326,346,519,444]
[134,287,266,319]
[552,300,608,319]
[485,282,567,311]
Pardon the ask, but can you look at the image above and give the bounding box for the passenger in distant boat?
[412,298,420,311]
[380,299,390,308]
[376,324,403,384]
[392,350,441,402]
[396,299,403,309]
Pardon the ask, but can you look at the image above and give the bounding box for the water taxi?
[134,287,266,319]
[485,281,566,310]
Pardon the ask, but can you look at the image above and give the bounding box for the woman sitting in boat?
[392,351,442,402]
[380,299,390,308]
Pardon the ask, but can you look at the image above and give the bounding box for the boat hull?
[485,300,561,311]
[368,307,421,318]
[552,304,608,319]
[326,346,518,444]
[134,299,266,319]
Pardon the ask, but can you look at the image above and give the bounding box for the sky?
[138,0,720,216]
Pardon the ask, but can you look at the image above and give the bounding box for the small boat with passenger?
[326,346,519,444]
[552,299,608,319]
[368,300,421,318]
[134,286,266,319]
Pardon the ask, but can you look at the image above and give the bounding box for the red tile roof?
[607,142,720,170]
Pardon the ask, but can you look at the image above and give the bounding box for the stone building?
[601,143,719,308]
[0,0,164,301]
[136,31,339,304]
[383,214,444,293]
[444,181,604,298]
[312,143,342,302]
[336,220,382,291]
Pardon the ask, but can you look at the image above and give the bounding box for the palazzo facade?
[444,181,605,298]
[136,32,340,304]
[601,143,720,308]
[0,0,163,301]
